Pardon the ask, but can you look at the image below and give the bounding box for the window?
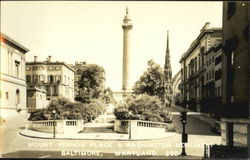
[212,69,214,78]
[55,75,61,82]
[215,55,222,65]
[45,86,50,94]
[33,75,38,83]
[194,58,197,73]
[16,89,20,105]
[48,66,54,71]
[6,92,9,99]
[55,66,61,70]
[32,66,38,70]
[39,66,44,70]
[215,69,222,81]
[184,67,187,80]
[48,75,54,83]
[39,74,45,82]
[15,61,20,77]
[26,67,31,71]
[26,75,31,82]
[218,69,222,80]
[201,47,205,66]
[53,85,58,95]
[215,71,218,81]
[227,2,236,20]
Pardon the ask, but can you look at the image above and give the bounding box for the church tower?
[164,31,173,107]
[122,7,133,92]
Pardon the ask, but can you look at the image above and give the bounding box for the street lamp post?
[180,111,187,156]
[52,109,56,139]
[128,111,132,140]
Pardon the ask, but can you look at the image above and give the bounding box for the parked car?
[210,121,221,134]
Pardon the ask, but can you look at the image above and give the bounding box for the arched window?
[16,89,20,105]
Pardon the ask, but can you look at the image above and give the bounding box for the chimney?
[34,56,38,62]
[48,56,52,62]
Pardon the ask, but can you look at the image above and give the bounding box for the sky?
[1,1,222,91]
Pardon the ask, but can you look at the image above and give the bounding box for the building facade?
[202,42,222,114]
[27,87,48,112]
[0,33,29,118]
[26,56,75,102]
[179,22,222,111]
[220,1,249,147]
[214,44,222,98]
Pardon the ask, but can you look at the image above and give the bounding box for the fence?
[114,119,168,134]
[27,119,84,134]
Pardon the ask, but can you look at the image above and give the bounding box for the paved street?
[168,106,219,136]
[2,132,219,159]
[1,105,221,159]
[0,112,28,156]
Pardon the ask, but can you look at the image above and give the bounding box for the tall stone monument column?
[122,7,133,92]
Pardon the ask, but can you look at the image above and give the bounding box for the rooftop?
[179,22,222,63]
[26,56,75,72]
[0,33,29,53]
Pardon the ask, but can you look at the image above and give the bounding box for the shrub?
[28,97,106,122]
[113,104,130,120]
[113,94,172,123]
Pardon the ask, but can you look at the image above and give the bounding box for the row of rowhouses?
[179,22,222,114]
[180,1,249,148]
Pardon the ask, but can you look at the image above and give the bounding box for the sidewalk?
[171,105,216,125]
[19,129,177,141]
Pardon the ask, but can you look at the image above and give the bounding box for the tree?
[133,59,165,102]
[76,64,106,103]
[99,87,115,104]
[113,94,172,123]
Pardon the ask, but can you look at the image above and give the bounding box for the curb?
[19,130,177,141]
